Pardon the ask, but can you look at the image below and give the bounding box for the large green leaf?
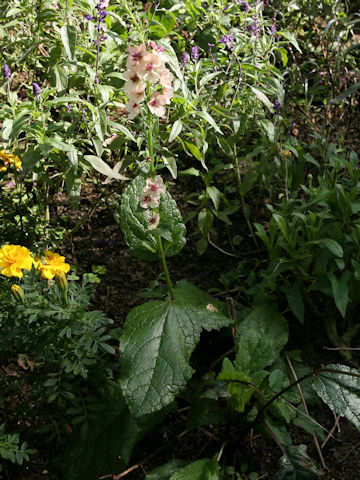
[313,364,360,429]
[117,175,186,260]
[235,305,288,374]
[119,282,233,417]
[170,458,220,480]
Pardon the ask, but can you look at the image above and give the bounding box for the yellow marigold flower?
[0,149,22,171]
[36,251,70,280]
[0,245,34,278]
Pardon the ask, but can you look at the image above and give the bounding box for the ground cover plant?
[0,0,360,478]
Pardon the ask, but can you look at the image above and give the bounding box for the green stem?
[253,367,360,427]
[156,235,175,300]
[147,123,155,176]
[54,191,105,248]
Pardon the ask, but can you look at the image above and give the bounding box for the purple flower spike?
[191,46,200,60]
[274,98,282,115]
[32,82,42,98]
[181,52,188,69]
[3,64,11,80]
[271,13,277,34]
[85,14,94,20]
[247,13,260,37]
[238,0,250,11]
[219,34,235,51]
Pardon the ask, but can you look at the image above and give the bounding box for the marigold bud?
[11,284,24,302]
[55,272,68,293]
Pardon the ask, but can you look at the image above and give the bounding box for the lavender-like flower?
[219,34,235,51]
[247,13,260,38]
[181,52,188,69]
[3,64,11,80]
[32,82,42,98]
[237,0,250,12]
[191,46,200,61]
[271,13,277,34]
[274,98,282,115]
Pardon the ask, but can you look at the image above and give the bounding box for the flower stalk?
[156,235,175,300]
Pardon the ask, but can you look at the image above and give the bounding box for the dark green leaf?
[328,271,351,318]
[145,460,189,480]
[119,284,232,416]
[281,283,305,323]
[235,305,288,374]
[170,458,220,480]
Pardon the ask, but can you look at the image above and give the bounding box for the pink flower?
[148,41,167,61]
[125,100,140,119]
[159,68,173,88]
[126,44,148,69]
[139,193,160,209]
[136,52,165,83]
[148,211,160,230]
[123,70,146,92]
[161,87,173,105]
[144,176,166,195]
[128,88,146,104]
[147,92,167,117]
[98,0,110,9]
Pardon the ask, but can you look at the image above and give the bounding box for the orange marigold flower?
[0,245,33,278]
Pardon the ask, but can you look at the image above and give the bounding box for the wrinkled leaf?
[117,175,186,261]
[273,444,324,479]
[119,282,232,417]
[235,304,288,374]
[313,364,360,429]
[57,386,162,480]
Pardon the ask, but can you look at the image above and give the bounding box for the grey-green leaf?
[119,284,232,417]
[273,444,324,479]
[235,304,288,374]
[313,364,360,429]
[117,175,186,261]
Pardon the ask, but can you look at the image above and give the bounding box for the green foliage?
[273,445,324,479]
[313,364,360,429]
[234,305,289,374]
[0,0,360,477]
[58,384,167,480]
[0,424,35,470]
[119,280,233,416]
[117,174,186,261]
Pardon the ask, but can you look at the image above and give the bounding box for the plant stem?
[156,235,175,300]
[54,190,105,248]
[147,124,155,176]
[253,367,360,427]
